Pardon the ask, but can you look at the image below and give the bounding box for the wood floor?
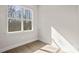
[3,40,63,53]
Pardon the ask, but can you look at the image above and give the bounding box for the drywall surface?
[0,5,38,52]
[38,5,79,51]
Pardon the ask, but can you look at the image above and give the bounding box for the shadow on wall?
[51,26,78,53]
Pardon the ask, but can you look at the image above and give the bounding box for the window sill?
[7,29,33,34]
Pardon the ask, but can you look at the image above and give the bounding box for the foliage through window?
[8,5,33,32]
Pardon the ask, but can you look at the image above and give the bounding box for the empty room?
[0,5,79,53]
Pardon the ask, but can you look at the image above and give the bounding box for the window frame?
[7,5,33,33]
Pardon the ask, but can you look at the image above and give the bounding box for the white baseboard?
[0,39,38,52]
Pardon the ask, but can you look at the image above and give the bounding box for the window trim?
[7,6,33,33]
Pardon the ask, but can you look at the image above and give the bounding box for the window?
[8,5,33,32]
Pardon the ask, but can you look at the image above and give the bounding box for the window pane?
[23,10,32,30]
[23,20,32,30]
[8,19,21,32]
[8,5,22,19]
[8,5,21,32]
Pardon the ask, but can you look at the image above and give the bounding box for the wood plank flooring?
[3,40,63,53]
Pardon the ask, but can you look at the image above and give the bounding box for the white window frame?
[7,5,33,33]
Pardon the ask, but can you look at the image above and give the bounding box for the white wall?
[38,5,79,51]
[0,5,38,52]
